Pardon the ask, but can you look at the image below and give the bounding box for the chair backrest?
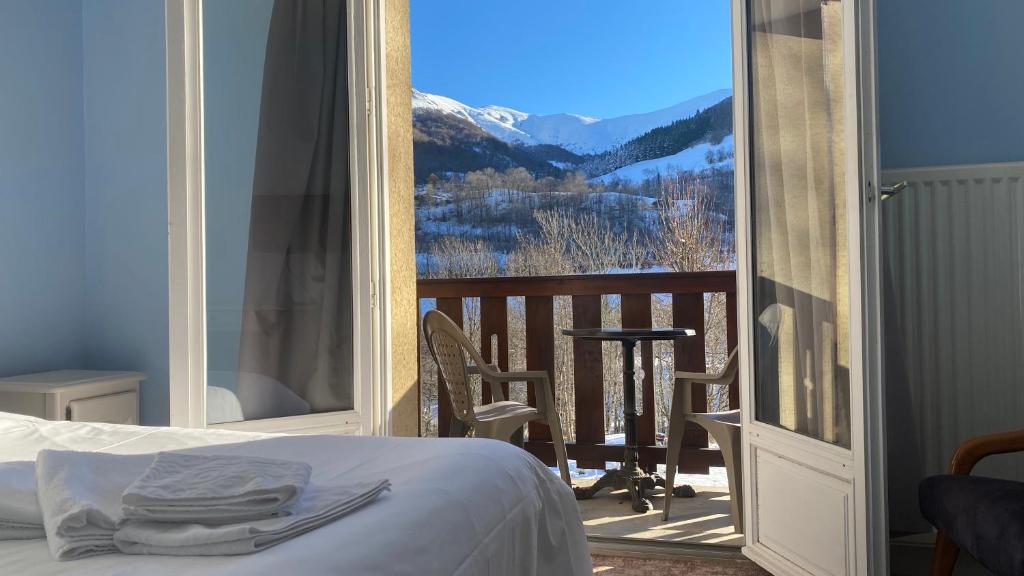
[719,347,740,386]
[422,310,489,424]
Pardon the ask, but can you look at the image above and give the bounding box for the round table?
[562,327,698,513]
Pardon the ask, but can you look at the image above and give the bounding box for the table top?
[561,327,695,341]
[0,370,145,392]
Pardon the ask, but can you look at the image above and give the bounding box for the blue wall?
[0,0,169,424]
[878,0,1024,168]
[82,0,169,425]
[0,1,87,375]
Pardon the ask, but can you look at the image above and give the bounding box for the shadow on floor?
[591,553,769,576]
[577,483,743,547]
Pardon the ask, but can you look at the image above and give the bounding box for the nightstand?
[0,370,144,424]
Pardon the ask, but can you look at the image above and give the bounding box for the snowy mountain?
[412,88,731,154]
[412,90,536,146]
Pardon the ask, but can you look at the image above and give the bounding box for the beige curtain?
[749,0,850,447]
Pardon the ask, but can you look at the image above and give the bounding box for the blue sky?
[410,1,732,119]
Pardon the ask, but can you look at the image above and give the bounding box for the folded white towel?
[0,461,44,540]
[114,479,390,556]
[122,452,311,524]
[35,450,152,560]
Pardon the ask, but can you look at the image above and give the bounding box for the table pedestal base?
[573,468,696,513]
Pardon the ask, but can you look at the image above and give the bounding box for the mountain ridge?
[412,88,731,154]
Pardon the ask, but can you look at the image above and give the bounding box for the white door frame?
[731,0,886,573]
[855,0,889,568]
[165,0,392,436]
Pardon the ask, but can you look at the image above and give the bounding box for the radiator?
[881,161,1024,532]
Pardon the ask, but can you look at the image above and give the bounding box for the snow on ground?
[594,136,735,184]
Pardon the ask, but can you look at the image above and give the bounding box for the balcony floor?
[576,480,742,547]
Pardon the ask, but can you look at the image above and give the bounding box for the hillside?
[413,88,730,154]
[412,109,567,183]
[412,88,734,185]
[582,96,733,177]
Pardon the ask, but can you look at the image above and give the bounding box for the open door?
[733,0,884,573]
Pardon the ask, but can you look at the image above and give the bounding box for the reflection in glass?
[204,0,353,424]
[748,0,850,446]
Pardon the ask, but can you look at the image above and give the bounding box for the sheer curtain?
[236,0,354,420]
[748,0,850,447]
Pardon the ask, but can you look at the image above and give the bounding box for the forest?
[416,166,737,449]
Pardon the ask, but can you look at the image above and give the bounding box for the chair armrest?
[465,364,506,402]
[674,370,731,387]
[480,370,555,416]
[949,429,1024,475]
[675,370,715,381]
[480,370,550,384]
[466,364,499,376]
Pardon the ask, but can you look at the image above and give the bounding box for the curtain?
[237,0,353,419]
[749,0,850,447]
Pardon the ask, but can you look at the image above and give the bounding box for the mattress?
[0,412,591,575]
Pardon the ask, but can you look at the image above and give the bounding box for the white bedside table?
[0,370,144,424]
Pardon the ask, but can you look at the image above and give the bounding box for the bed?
[0,411,591,575]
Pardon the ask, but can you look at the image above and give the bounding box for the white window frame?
[165,0,392,436]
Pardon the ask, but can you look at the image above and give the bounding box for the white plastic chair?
[663,348,743,532]
[422,310,571,485]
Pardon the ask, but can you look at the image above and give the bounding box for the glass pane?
[203,0,354,425]
[748,0,851,446]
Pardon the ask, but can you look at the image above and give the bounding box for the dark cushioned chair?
[919,430,1024,576]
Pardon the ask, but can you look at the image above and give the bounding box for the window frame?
[165,0,392,435]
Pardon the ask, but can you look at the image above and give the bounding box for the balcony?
[417,270,741,546]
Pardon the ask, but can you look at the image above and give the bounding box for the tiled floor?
[591,552,769,575]
[577,482,742,546]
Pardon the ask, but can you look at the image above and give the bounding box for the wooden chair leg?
[663,387,686,521]
[930,530,959,576]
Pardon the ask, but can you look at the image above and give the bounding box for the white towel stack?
[115,479,392,556]
[121,452,312,525]
[35,451,153,560]
[0,461,45,540]
[3,449,389,561]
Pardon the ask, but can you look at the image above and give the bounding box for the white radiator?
[881,161,1024,532]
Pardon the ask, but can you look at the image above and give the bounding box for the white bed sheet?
[0,412,591,576]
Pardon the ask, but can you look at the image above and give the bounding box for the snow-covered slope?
[413,87,731,154]
[594,135,735,183]
[412,89,535,145]
[518,89,731,154]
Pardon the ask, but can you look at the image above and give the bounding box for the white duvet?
[0,412,591,575]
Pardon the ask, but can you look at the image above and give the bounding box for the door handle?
[880,180,908,200]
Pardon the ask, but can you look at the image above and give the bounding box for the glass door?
[734,0,882,573]
[199,0,373,434]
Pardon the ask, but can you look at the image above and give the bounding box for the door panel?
[753,446,854,576]
[735,0,879,573]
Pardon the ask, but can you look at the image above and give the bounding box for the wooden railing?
[417,270,737,473]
